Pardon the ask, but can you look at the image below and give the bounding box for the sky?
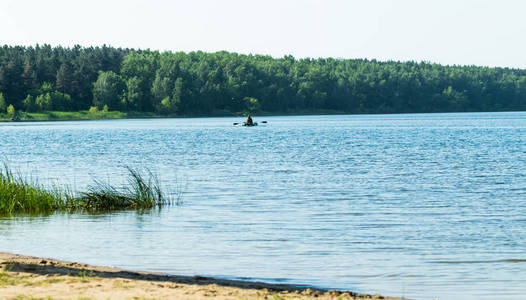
[1,0,526,68]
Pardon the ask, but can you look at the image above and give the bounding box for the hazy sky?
[1,0,526,68]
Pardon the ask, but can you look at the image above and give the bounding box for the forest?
[1,44,526,117]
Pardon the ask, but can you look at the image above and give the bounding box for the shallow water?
[1,112,525,300]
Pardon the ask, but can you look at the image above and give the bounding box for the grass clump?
[0,164,75,215]
[0,165,176,215]
[78,167,168,212]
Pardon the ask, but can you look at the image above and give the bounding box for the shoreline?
[0,252,401,300]
[0,109,343,123]
[1,109,524,124]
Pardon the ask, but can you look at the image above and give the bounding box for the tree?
[442,86,468,111]
[33,92,72,111]
[89,106,98,114]
[156,77,184,114]
[151,73,173,108]
[0,93,6,112]
[125,76,142,111]
[40,82,54,93]
[4,59,24,107]
[0,67,5,93]
[121,51,159,111]
[22,94,38,112]
[243,97,260,113]
[7,104,15,117]
[56,62,72,94]
[2,44,526,115]
[35,94,51,111]
[170,77,183,111]
[92,71,126,110]
[158,97,175,114]
[22,57,37,91]
[49,91,73,111]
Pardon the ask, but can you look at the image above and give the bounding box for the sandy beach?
[0,252,401,300]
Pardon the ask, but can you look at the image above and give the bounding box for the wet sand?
[0,252,403,300]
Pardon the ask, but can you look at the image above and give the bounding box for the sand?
[0,252,402,300]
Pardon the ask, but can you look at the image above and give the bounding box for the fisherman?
[246,114,253,126]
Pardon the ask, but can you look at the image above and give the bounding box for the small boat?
[233,119,266,126]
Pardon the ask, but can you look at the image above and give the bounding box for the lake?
[1,112,525,300]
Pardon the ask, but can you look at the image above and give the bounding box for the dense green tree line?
[1,44,526,115]
[0,45,124,113]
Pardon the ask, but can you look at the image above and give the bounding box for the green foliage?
[243,97,261,112]
[121,51,159,111]
[1,45,526,115]
[124,76,142,110]
[53,92,72,110]
[156,77,183,114]
[6,104,15,116]
[0,93,6,112]
[159,97,177,115]
[89,106,98,114]
[151,74,173,110]
[92,71,125,110]
[35,94,50,111]
[443,86,468,111]
[34,92,72,111]
[24,110,134,121]
[55,62,72,94]
[22,94,38,112]
[40,82,54,93]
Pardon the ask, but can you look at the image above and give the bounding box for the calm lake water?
[1,112,526,300]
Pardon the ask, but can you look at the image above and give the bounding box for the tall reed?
[0,165,175,215]
[0,164,75,214]
[78,167,170,211]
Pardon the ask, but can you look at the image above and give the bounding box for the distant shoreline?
[1,109,524,123]
[0,109,347,123]
[0,252,399,299]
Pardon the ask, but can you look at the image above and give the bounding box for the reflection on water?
[1,112,526,300]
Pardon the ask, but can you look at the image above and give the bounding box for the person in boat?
[246,114,253,126]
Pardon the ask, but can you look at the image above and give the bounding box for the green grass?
[23,110,154,121]
[0,165,176,215]
[78,167,170,212]
[0,164,76,215]
[0,110,159,122]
